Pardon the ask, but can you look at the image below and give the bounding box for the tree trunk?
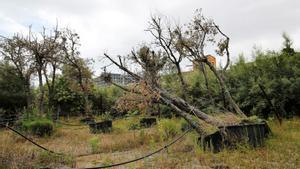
[37,68,44,115]
[175,63,187,99]
[77,68,90,115]
[204,61,246,118]
[200,63,215,106]
[24,77,32,108]
[48,88,54,109]
[159,96,207,135]
[45,65,57,109]
[158,88,223,126]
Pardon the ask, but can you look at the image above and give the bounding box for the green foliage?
[128,121,140,130]
[53,77,85,116]
[90,85,123,115]
[159,34,300,120]
[62,60,93,85]
[180,118,192,131]
[20,118,54,137]
[160,73,183,96]
[158,119,180,141]
[246,115,259,122]
[101,112,113,121]
[227,48,300,118]
[161,67,222,114]
[0,61,27,112]
[159,105,174,118]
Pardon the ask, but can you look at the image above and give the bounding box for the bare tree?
[173,9,246,117]
[147,16,188,98]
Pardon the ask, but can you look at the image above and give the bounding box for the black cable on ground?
[77,128,192,169]
[0,123,64,156]
[1,120,192,169]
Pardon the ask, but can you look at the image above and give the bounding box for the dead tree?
[173,10,246,117]
[195,61,215,106]
[147,16,188,98]
[104,46,223,136]
[102,10,250,137]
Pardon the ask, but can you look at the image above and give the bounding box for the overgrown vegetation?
[18,118,54,137]
[227,48,300,118]
[0,117,299,168]
[158,119,180,140]
[0,8,299,169]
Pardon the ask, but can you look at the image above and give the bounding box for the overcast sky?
[1,0,300,75]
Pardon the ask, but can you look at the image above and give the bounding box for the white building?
[93,73,135,86]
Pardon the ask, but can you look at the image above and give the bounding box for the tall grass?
[1,117,299,168]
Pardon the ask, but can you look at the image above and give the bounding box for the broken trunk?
[200,122,271,152]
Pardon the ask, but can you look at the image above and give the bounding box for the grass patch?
[158,118,181,141]
[19,118,54,137]
[1,117,299,168]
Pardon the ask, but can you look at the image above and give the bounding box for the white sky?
[1,0,300,76]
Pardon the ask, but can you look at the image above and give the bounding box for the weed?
[180,118,191,131]
[89,137,101,153]
[128,121,140,130]
[158,119,180,141]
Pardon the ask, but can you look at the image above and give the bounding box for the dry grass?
[0,130,74,168]
[0,118,299,168]
[214,112,242,125]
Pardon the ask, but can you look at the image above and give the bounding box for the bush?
[180,118,192,131]
[20,118,54,137]
[158,119,180,141]
[159,105,173,118]
[128,122,140,130]
[140,117,157,128]
[0,62,27,112]
[125,117,140,130]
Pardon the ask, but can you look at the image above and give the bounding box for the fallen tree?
[102,10,247,136]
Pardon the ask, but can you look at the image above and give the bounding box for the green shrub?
[158,119,180,141]
[20,118,54,137]
[128,122,140,130]
[159,105,173,118]
[180,118,191,131]
[126,117,140,130]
